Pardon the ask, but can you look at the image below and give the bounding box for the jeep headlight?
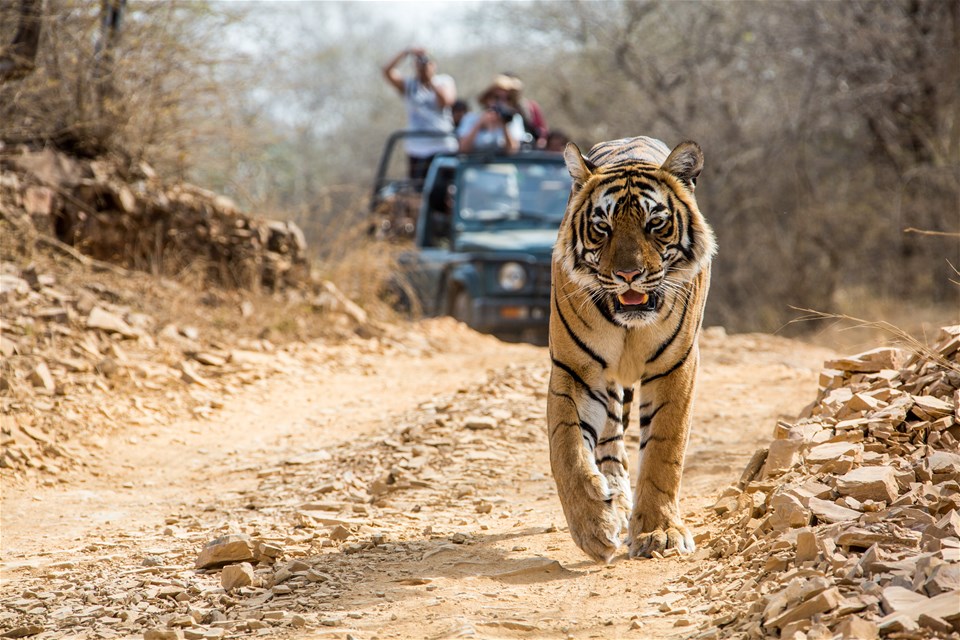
[498,262,527,291]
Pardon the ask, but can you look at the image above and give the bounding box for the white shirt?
[403,75,458,158]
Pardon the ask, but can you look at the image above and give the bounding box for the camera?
[491,103,515,123]
[415,53,429,66]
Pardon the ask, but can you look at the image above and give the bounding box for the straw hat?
[478,74,522,103]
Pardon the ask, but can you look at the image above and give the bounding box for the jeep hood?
[456,229,558,257]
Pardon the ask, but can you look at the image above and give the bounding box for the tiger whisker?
[556,281,599,306]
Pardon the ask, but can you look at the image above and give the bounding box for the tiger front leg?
[548,373,623,563]
[627,357,699,559]
[594,383,632,532]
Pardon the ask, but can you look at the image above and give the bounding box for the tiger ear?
[662,141,703,190]
[563,142,595,191]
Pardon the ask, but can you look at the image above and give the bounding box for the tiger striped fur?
[548,136,716,562]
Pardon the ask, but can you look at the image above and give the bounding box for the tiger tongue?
[618,291,650,306]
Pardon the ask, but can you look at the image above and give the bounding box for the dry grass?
[790,307,960,374]
[311,222,419,324]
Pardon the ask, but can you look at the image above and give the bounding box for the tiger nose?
[615,269,642,283]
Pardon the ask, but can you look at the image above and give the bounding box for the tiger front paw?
[627,513,695,559]
[557,470,623,563]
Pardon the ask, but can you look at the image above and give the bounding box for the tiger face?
[558,141,716,327]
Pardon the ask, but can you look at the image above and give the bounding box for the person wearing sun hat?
[502,71,549,148]
[456,74,527,154]
[382,46,459,182]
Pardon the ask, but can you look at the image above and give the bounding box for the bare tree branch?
[903,227,960,238]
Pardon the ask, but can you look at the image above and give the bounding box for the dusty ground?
[1,315,837,639]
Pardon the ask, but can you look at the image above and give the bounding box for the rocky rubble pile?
[0,256,370,480]
[0,363,551,639]
[1,147,307,291]
[692,327,960,639]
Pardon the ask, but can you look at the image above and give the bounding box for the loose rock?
[221,562,255,591]
[195,534,256,569]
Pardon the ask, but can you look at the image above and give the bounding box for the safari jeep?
[372,133,571,343]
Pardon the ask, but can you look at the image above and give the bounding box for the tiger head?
[557,139,716,326]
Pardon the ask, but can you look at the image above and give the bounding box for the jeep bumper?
[468,296,550,335]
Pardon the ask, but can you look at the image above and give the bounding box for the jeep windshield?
[455,160,571,232]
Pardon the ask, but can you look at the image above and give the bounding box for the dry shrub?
[272,185,420,324]
[312,221,416,324]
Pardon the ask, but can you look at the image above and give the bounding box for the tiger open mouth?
[614,290,658,313]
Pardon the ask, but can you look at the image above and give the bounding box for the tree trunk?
[0,0,43,83]
[93,0,127,107]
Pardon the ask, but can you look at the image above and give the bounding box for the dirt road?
[1,320,835,639]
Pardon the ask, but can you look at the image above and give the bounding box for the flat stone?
[912,395,953,420]
[881,586,928,613]
[1,625,45,639]
[926,451,960,476]
[836,466,899,503]
[834,616,878,640]
[878,589,960,627]
[764,586,842,629]
[192,352,227,367]
[195,534,256,569]
[819,368,845,389]
[464,416,498,430]
[838,528,917,549]
[825,348,904,373]
[807,498,863,524]
[86,306,138,338]
[924,563,960,596]
[847,393,883,412]
[932,511,960,539]
[710,495,740,516]
[328,525,351,541]
[806,441,863,465]
[918,613,955,635]
[290,615,307,628]
[257,542,284,559]
[763,439,804,477]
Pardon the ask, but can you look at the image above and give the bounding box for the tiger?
[547,136,716,563]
